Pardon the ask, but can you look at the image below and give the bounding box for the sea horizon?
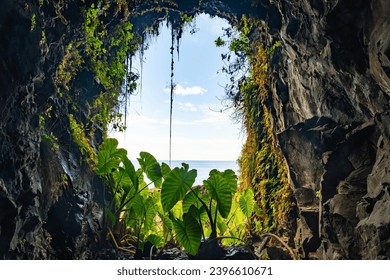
[162,160,240,185]
[132,159,240,186]
[160,160,240,186]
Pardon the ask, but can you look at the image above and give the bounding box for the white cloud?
[166,104,234,126]
[164,84,207,96]
[176,101,198,112]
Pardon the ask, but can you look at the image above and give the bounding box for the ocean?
[160,160,240,186]
[134,160,239,186]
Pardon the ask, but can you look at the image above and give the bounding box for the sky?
[110,14,244,161]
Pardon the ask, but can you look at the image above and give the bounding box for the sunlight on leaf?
[172,213,202,256]
[161,167,197,212]
[138,151,162,188]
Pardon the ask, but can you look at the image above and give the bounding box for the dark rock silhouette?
[0,0,389,259]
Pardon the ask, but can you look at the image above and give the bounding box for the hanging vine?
[169,26,175,166]
[166,12,188,165]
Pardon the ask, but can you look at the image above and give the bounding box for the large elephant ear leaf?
[239,188,255,217]
[121,156,138,190]
[172,213,202,256]
[105,207,116,226]
[147,234,164,248]
[96,138,127,175]
[161,167,197,212]
[161,162,171,179]
[221,169,238,194]
[112,167,132,192]
[130,193,145,217]
[183,188,203,213]
[203,171,233,218]
[137,151,162,188]
[143,197,157,231]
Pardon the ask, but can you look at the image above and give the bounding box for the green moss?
[83,3,136,93]
[40,30,46,46]
[39,106,61,153]
[78,3,139,131]
[31,13,36,31]
[49,1,139,148]
[55,43,84,91]
[234,18,292,235]
[69,114,97,166]
[41,133,60,152]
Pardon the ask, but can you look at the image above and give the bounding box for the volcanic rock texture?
[271,0,390,259]
[0,0,389,259]
[0,0,103,259]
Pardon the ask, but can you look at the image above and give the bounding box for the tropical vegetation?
[96,138,255,257]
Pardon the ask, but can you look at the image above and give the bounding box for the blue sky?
[110,14,244,161]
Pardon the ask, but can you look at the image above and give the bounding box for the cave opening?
[100,0,280,165]
[110,13,249,183]
[4,0,289,260]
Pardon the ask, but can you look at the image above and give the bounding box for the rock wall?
[0,0,103,259]
[0,0,279,259]
[0,0,389,260]
[269,0,390,259]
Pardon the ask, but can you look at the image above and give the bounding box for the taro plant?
[96,138,165,253]
[96,138,254,257]
[160,165,240,255]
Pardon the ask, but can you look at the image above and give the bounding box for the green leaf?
[181,162,189,171]
[125,207,138,228]
[122,156,138,190]
[131,193,145,217]
[239,189,255,217]
[216,214,227,235]
[161,162,171,178]
[158,212,173,231]
[161,167,197,212]
[221,169,238,194]
[183,188,204,213]
[143,197,157,231]
[172,213,202,256]
[138,152,162,188]
[105,207,116,226]
[96,138,127,175]
[170,201,183,220]
[147,234,164,248]
[187,205,206,227]
[215,36,226,47]
[112,167,132,191]
[203,171,233,218]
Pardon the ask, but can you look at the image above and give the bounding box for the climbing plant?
[38,0,293,256]
[96,138,166,254]
[216,16,292,235]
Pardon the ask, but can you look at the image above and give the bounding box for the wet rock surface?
[0,0,104,259]
[1,0,390,259]
[270,0,390,259]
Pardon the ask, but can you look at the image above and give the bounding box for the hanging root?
[108,228,136,255]
[258,233,298,260]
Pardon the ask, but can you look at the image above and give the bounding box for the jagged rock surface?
[1,0,389,260]
[0,0,104,259]
[270,0,390,259]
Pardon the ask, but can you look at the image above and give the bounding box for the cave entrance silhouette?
[113,0,280,163]
[113,15,241,165]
